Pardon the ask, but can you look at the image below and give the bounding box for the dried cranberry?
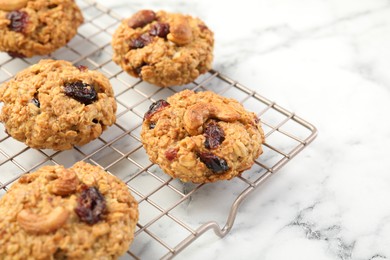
[198,152,229,174]
[144,100,170,120]
[64,81,97,105]
[75,186,106,225]
[7,11,28,33]
[130,34,153,49]
[165,148,178,161]
[204,122,225,149]
[149,122,156,129]
[149,23,170,38]
[76,65,88,72]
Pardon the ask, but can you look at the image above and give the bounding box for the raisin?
[30,93,40,108]
[198,152,229,174]
[198,24,209,31]
[7,11,29,33]
[7,51,25,58]
[48,4,58,9]
[144,100,170,120]
[127,10,156,29]
[64,81,97,105]
[130,34,153,49]
[204,121,225,149]
[31,98,40,108]
[149,122,156,129]
[134,63,146,77]
[149,23,170,38]
[254,116,260,124]
[76,65,88,72]
[165,148,178,161]
[75,186,106,225]
[53,248,67,260]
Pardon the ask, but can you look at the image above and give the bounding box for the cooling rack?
[0,0,318,259]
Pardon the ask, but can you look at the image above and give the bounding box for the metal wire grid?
[0,0,317,259]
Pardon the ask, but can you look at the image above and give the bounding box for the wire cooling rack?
[0,0,317,259]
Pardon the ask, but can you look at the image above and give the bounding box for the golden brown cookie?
[0,59,117,150]
[0,0,83,57]
[112,10,214,87]
[0,161,139,259]
[141,90,265,183]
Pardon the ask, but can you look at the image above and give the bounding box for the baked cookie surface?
[141,90,265,183]
[112,10,214,87]
[0,0,83,57]
[0,59,117,150]
[0,161,139,259]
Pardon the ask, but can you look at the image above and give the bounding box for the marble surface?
[0,0,387,259]
[93,0,390,259]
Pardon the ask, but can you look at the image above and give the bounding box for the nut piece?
[49,169,79,196]
[0,0,28,11]
[179,153,196,167]
[167,16,193,45]
[127,10,156,29]
[17,206,70,234]
[184,103,240,135]
[233,141,248,157]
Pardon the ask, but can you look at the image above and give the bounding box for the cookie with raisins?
[0,59,116,150]
[141,90,265,183]
[0,0,83,57]
[0,161,139,259]
[111,10,214,87]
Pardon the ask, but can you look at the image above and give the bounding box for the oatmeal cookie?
[0,59,117,150]
[141,90,265,183]
[0,161,138,259]
[0,0,83,57]
[112,10,214,87]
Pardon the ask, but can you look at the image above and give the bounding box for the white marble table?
[99,0,390,259]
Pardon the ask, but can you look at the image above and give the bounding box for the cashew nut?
[167,16,193,45]
[127,10,156,29]
[17,206,69,234]
[183,103,241,135]
[233,140,248,157]
[0,0,28,11]
[49,169,79,196]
